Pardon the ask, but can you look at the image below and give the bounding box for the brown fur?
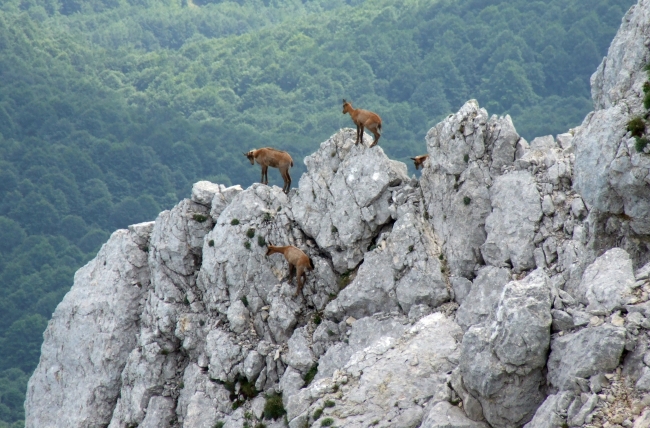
[244,147,294,194]
[266,244,314,296]
[410,154,429,170]
[342,99,382,147]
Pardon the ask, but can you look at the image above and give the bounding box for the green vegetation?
[463,196,472,206]
[245,241,251,250]
[231,219,241,226]
[324,400,336,408]
[214,422,225,428]
[192,214,209,222]
[627,116,646,137]
[636,137,649,153]
[263,392,286,420]
[313,313,322,325]
[0,0,635,424]
[257,235,267,247]
[208,239,215,247]
[241,296,249,307]
[247,228,256,238]
[313,408,323,420]
[303,364,319,387]
[321,418,335,427]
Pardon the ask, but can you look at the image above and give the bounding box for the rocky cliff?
[24,1,650,427]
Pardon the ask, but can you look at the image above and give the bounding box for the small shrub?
[408,245,414,252]
[161,349,170,355]
[326,329,335,336]
[438,253,444,260]
[179,381,184,389]
[324,400,335,408]
[208,239,215,247]
[257,235,266,247]
[303,364,318,387]
[635,137,649,153]
[328,293,337,299]
[244,241,251,250]
[331,225,338,233]
[463,154,469,163]
[277,206,282,211]
[463,196,471,206]
[244,411,253,420]
[263,393,286,420]
[263,212,272,222]
[214,422,225,428]
[313,408,323,420]
[313,314,322,325]
[255,423,267,428]
[243,423,250,428]
[338,270,354,290]
[199,319,205,326]
[321,418,334,427]
[246,228,256,238]
[142,246,149,252]
[193,214,208,223]
[184,296,190,305]
[368,244,377,251]
[231,218,240,225]
[241,296,249,307]
[332,384,339,392]
[459,124,465,134]
[627,116,646,137]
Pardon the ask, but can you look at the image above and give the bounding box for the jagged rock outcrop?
[25,2,650,427]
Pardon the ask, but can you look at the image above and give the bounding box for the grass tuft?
[231,218,240,225]
[246,228,256,238]
[635,136,649,153]
[257,235,266,247]
[463,196,471,206]
[208,239,214,247]
[627,116,646,137]
[263,393,286,420]
[320,418,334,427]
[193,214,208,222]
[303,364,318,387]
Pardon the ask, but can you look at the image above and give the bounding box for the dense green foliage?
[0,0,635,424]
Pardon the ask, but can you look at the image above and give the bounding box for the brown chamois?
[244,147,294,194]
[342,99,382,147]
[266,244,314,296]
[410,154,429,170]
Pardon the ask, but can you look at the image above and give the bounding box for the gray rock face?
[574,0,650,236]
[578,247,636,312]
[420,401,489,428]
[460,270,552,428]
[481,171,542,272]
[523,392,574,428]
[547,324,627,391]
[291,128,409,272]
[25,228,151,428]
[324,208,448,321]
[455,266,512,331]
[421,100,520,278]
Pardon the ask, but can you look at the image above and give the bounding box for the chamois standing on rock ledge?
[266,244,314,296]
[411,154,429,170]
[342,99,382,147]
[244,147,293,194]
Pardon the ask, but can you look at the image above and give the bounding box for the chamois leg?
[295,266,305,296]
[371,132,380,147]
[281,169,291,194]
[359,125,365,145]
[288,264,295,285]
[262,166,269,185]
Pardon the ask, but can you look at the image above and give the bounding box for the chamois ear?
[410,157,416,160]
[342,98,346,103]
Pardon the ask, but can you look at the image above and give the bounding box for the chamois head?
[410,154,429,170]
[243,150,255,165]
[342,99,353,114]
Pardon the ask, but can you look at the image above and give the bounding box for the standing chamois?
[244,148,293,194]
[411,154,429,170]
[266,244,314,296]
[342,99,382,147]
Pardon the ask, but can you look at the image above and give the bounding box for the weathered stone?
[227,299,250,334]
[523,391,574,428]
[481,171,542,272]
[579,248,636,312]
[547,324,626,390]
[456,266,512,331]
[420,401,489,428]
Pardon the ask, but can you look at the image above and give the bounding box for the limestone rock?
[420,401,489,428]
[547,324,626,391]
[480,171,542,272]
[579,248,636,312]
[455,266,512,331]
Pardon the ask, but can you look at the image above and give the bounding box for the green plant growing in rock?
[246,228,255,238]
[331,225,338,233]
[257,235,266,247]
[263,392,286,420]
[208,239,215,247]
[231,218,240,225]
[463,196,471,206]
[463,154,469,163]
[193,214,208,222]
[214,422,225,428]
[313,408,323,420]
[313,314,322,325]
[303,363,318,387]
[324,400,335,408]
[241,296,249,307]
[627,116,646,137]
[263,212,272,222]
[321,418,334,427]
[244,411,253,420]
[255,423,267,428]
[635,137,649,153]
[245,241,251,249]
[338,270,354,290]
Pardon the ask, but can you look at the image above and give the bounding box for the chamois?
[266,244,314,296]
[244,147,294,194]
[411,154,429,170]
[342,99,382,147]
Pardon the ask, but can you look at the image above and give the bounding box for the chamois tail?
[377,123,382,134]
[291,160,294,167]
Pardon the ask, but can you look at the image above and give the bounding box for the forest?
[0,0,636,425]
